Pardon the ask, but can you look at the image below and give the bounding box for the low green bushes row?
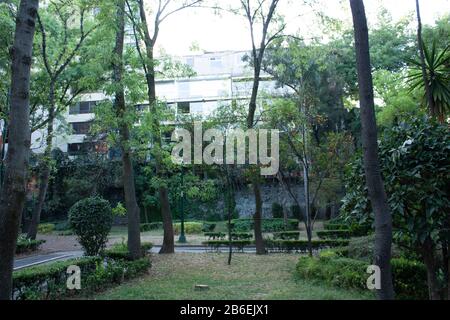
[202,222,216,232]
[265,239,350,253]
[173,222,203,235]
[229,218,299,233]
[272,231,300,240]
[37,223,55,234]
[204,232,226,240]
[296,250,428,300]
[317,229,352,239]
[140,222,163,232]
[103,242,153,261]
[16,237,45,254]
[323,222,372,237]
[13,255,151,300]
[203,240,252,251]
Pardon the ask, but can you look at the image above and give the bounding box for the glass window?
[177,102,190,114]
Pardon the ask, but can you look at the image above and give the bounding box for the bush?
[204,232,226,240]
[140,222,163,232]
[323,222,348,231]
[317,229,352,239]
[273,231,300,240]
[54,221,71,231]
[345,235,402,262]
[291,205,303,221]
[296,252,427,300]
[271,202,284,219]
[173,222,203,235]
[202,222,216,232]
[103,242,153,261]
[37,223,55,234]
[68,197,113,256]
[12,256,151,300]
[229,218,299,233]
[231,232,253,240]
[16,236,45,254]
[203,240,252,251]
[265,239,349,253]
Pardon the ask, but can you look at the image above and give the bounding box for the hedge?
[228,218,299,233]
[265,239,350,253]
[103,242,153,261]
[323,222,372,237]
[317,229,352,240]
[203,240,252,251]
[296,251,427,300]
[173,222,203,235]
[140,222,163,232]
[204,232,226,240]
[37,223,55,234]
[272,231,300,240]
[16,238,46,254]
[231,232,253,240]
[12,255,151,300]
[323,222,349,231]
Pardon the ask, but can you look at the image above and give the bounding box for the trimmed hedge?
[265,239,350,253]
[323,222,372,237]
[296,251,427,300]
[231,232,253,240]
[173,222,203,235]
[203,240,252,251]
[103,242,153,261]
[140,222,163,232]
[16,238,46,254]
[202,222,217,232]
[273,231,300,240]
[323,222,349,231]
[229,218,299,233]
[317,229,352,239]
[204,232,226,240]
[12,256,151,300]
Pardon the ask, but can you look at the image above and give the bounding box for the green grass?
[94,253,374,300]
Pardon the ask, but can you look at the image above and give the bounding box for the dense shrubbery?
[317,229,352,239]
[229,218,299,233]
[103,242,153,261]
[37,223,55,234]
[204,232,226,240]
[265,239,349,253]
[16,236,45,254]
[12,256,151,300]
[203,240,252,251]
[271,202,284,218]
[296,250,428,300]
[140,222,163,232]
[272,231,300,240]
[68,197,113,256]
[173,222,203,234]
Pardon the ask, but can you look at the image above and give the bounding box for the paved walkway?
[14,246,257,270]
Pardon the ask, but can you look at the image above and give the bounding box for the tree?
[349,0,394,300]
[112,0,142,260]
[0,0,39,300]
[128,0,202,254]
[239,0,283,255]
[27,0,96,240]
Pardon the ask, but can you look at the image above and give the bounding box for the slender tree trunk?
[27,83,55,240]
[248,60,265,255]
[415,0,436,117]
[113,0,141,260]
[421,238,442,300]
[303,163,313,257]
[0,0,39,300]
[350,0,395,300]
[137,2,174,254]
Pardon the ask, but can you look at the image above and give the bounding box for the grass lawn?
[94,253,375,300]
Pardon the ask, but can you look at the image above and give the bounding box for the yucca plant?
[407,41,450,123]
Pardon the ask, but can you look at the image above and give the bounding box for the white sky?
[151,0,449,57]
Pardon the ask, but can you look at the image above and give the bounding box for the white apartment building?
[30,51,291,156]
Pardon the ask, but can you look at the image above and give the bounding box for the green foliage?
[231,232,253,241]
[140,222,163,232]
[296,252,427,300]
[112,202,127,217]
[341,117,450,250]
[173,222,203,235]
[37,223,55,235]
[204,232,226,240]
[271,202,284,219]
[203,240,253,251]
[264,239,350,253]
[345,235,403,262]
[202,222,216,232]
[68,197,113,256]
[16,236,46,254]
[103,242,153,261]
[272,231,300,240]
[317,229,352,240]
[12,256,151,300]
[229,218,299,233]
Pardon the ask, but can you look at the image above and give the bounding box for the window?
[210,57,222,70]
[177,102,190,114]
[69,101,98,115]
[71,122,92,135]
[177,81,190,98]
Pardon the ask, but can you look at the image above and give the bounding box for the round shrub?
[69,197,113,256]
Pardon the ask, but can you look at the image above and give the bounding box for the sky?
[150,0,449,57]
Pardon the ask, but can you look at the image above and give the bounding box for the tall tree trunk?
[248,59,265,255]
[415,0,436,117]
[113,0,141,260]
[0,0,39,300]
[137,1,174,254]
[421,237,442,300]
[27,83,55,240]
[350,0,395,300]
[303,163,313,257]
